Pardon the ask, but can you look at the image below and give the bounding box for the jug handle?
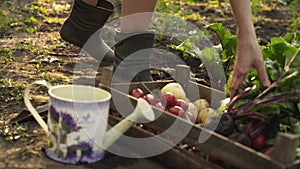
[24,80,52,133]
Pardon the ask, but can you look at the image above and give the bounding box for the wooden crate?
[99,65,300,169]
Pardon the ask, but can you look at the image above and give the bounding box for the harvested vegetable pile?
[128,31,300,165]
[205,31,300,158]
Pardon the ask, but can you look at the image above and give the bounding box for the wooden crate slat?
[270,133,300,164]
[174,64,191,89]
[186,81,226,108]
[100,66,113,86]
[111,80,173,94]
[108,115,223,169]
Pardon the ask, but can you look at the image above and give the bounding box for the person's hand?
[229,37,271,99]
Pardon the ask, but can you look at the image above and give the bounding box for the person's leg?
[120,0,157,32]
[113,0,156,83]
[113,0,157,83]
[60,0,115,66]
[82,0,98,6]
[60,0,114,47]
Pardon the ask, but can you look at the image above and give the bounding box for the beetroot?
[204,113,235,136]
[228,132,251,147]
[251,134,266,150]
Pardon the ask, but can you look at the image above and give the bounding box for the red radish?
[251,134,266,150]
[168,106,185,117]
[160,92,176,108]
[130,88,144,98]
[143,94,158,105]
[208,155,221,164]
[188,146,196,154]
[154,102,166,110]
[151,129,160,135]
[175,99,189,112]
[138,124,148,130]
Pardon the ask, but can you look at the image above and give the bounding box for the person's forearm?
[229,0,257,39]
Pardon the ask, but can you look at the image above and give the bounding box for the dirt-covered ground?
[0,0,294,168]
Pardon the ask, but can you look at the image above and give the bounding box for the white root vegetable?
[197,108,216,124]
[187,102,198,122]
[193,99,209,113]
[161,83,186,100]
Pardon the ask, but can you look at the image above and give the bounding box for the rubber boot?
[60,0,115,66]
[112,31,155,83]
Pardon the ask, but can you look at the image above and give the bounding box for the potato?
[197,108,216,124]
[161,83,186,100]
[193,99,210,113]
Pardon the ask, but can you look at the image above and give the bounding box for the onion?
[161,83,186,100]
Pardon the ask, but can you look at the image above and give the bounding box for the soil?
[0,0,293,168]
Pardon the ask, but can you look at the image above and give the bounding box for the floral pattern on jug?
[45,99,109,164]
